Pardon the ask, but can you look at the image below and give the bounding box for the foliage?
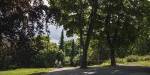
[141,55,150,61]
[48,0,150,68]
[31,36,64,67]
[0,0,150,69]
[122,55,150,63]
[0,0,60,69]
[59,30,64,51]
[33,49,63,67]
[126,55,139,62]
[64,40,80,66]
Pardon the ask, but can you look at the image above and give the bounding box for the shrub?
[73,55,80,66]
[32,49,64,67]
[141,55,150,61]
[0,56,14,69]
[126,55,139,62]
[116,58,126,64]
[64,57,70,66]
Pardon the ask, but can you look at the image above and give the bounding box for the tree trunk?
[70,57,74,66]
[107,35,116,66]
[110,47,116,66]
[78,0,85,67]
[80,0,98,69]
[70,40,75,66]
[98,40,103,64]
[81,47,88,68]
[104,3,117,67]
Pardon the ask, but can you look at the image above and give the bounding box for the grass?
[100,60,150,67]
[0,55,149,75]
[100,55,150,67]
[130,61,150,66]
[0,68,53,75]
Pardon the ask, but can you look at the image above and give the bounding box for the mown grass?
[0,55,149,75]
[131,61,150,66]
[100,55,150,67]
[0,68,53,75]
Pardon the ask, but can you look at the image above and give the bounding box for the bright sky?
[49,25,67,44]
[43,0,61,44]
[43,0,49,6]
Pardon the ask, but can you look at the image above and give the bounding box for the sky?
[43,0,62,44]
[49,25,74,44]
[43,0,49,6]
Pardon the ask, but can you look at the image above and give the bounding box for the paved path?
[44,65,150,75]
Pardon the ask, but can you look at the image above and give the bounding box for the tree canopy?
[0,0,150,69]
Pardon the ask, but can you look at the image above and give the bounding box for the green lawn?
[0,68,53,75]
[0,56,149,75]
[127,61,150,66]
[100,60,150,67]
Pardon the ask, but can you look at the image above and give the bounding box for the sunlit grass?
[99,55,150,67]
[135,61,150,66]
[100,60,111,67]
[0,68,53,75]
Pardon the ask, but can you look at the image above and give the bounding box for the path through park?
[44,65,150,75]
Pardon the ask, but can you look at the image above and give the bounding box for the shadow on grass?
[115,65,150,72]
[29,72,48,75]
[29,66,150,75]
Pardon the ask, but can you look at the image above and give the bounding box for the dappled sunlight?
[42,66,150,75]
[111,69,120,74]
[83,71,96,75]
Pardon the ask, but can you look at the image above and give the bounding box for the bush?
[73,55,80,66]
[126,55,139,62]
[116,58,126,64]
[32,49,64,67]
[141,55,150,61]
[64,57,70,66]
[0,56,14,69]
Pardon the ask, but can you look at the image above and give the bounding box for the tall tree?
[0,0,61,68]
[94,0,149,66]
[48,0,150,68]
[58,29,65,66]
[59,30,64,51]
[48,0,99,68]
[70,40,75,66]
